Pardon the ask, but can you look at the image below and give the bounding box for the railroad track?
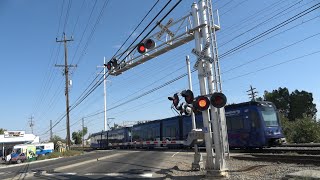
[71,145,320,155]
[232,153,320,165]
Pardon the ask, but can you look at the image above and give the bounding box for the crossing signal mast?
[106,0,228,177]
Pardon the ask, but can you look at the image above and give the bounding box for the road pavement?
[0,150,205,179]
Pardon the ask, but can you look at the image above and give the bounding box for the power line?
[219,0,304,47]
[222,31,320,74]
[69,0,98,65]
[63,0,73,32]
[224,50,320,82]
[219,2,320,59]
[111,0,160,59]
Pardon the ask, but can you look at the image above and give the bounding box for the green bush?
[280,114,320,143]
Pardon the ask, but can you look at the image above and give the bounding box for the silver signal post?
[105,0,228,177]
[191,2,216,173]
[198,0,228,175]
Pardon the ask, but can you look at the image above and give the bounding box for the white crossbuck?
[157,18,175,40]
[192,41,214,69]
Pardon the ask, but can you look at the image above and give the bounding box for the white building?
[0,131,39,157]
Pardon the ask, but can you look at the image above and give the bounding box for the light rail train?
[90,101,286,149]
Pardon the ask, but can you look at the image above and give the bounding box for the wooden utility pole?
[29,116,34,134]
[55,33,76,150]
[50,120,53,141]
[82,118,84,148]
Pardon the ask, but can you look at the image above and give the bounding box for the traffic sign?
[192,41,214,68]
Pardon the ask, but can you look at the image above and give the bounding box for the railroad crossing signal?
[137,39,156,54]
[104,58,119,71]
[210,92,227,108]
[192,41,214,69]
[193,96,210,111]
[157,18,175,40]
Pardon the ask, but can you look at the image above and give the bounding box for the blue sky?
[1,0,319,141]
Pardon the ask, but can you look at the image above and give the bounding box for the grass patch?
[62,150,83,157]
[37,150,83,160]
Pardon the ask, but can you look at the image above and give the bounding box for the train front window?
[260,107,279,126]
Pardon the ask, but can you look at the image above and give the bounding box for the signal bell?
[168,93,179,108]
[210,92,227,108]
[181,90,194,104]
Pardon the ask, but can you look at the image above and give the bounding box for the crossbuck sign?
[192,41,214,69]
[157,18,175,40]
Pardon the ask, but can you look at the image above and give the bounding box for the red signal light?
[210,92,227,108]
[144,39,155,49]
[137,43,146,54]
[106,62,112,71]
[194,96,210,111]
[137,39,155,54]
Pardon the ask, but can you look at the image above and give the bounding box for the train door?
[247,109,264,147]
[226,111,249,148]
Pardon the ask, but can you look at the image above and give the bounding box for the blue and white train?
[90,101,286,149]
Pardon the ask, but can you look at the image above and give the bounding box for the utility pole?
[29,116,34,134]
[82,118,85,148]
[97,57,108,131]
[55,33,76,150]
[50,120,53,141]
[247,85,258,101]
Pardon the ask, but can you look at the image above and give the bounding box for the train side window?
[250,110,260,128]
[227,116,243,130]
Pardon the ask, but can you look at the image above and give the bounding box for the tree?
[280,115,320,143]
[72,132,82,145]
[264,87,290,114]
[265,87,317,121]
[71,127,88,145]
[288,90,317,120]
[0,128,6,134]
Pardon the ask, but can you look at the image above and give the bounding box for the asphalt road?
[0,150,204,179]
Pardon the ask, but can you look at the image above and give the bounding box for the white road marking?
[84,172,153,178]
[46,172,77,176]
[3,172,35,180]
[54,151,137,171]
[171,151,180,157]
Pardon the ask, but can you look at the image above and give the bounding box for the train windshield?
[260,106,279,126]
